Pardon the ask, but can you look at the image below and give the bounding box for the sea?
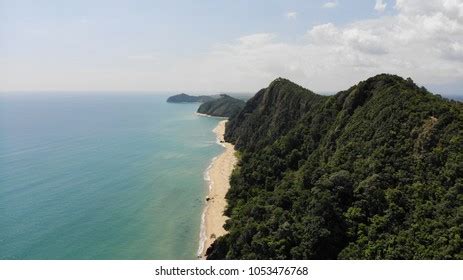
[0,93,223,259]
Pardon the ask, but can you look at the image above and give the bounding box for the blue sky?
[1,1,381,52]
[1,0,462,95]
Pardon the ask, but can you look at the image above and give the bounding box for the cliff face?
[207,74,463,260]
[197,94,246,118]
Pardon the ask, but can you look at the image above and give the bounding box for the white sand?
[198,120,237,258]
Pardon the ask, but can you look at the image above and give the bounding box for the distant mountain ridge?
[206,74,463,260]
[197,94,246,118]
[166,93,216,103]
[167,93,246,118]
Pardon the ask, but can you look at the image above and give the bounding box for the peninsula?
[166,93,215,103]
[197,94,246,118]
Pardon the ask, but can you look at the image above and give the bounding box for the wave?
[197,124,224,257]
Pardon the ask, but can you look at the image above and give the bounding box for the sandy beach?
[198,120,237,258]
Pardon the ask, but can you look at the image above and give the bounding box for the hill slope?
[197,94,246,118]
[166,93,215,103]
[207,74,463,260]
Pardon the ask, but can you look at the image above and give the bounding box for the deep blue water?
[0,94,222,259]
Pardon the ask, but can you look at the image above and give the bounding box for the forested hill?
[207,74,463,260]
[166,93,215,103]
[197,94,246,118]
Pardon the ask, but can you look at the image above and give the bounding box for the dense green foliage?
[206,74,463,259]
[197,94,246,117]
[166,93,215,103]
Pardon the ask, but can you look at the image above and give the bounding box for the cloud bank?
[161,0,462,93]
[1,0,461,94]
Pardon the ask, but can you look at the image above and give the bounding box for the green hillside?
[166,93,215,103]
[197,94,246,118]
[207,74,463,260]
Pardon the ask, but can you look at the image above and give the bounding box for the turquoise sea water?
[0,94,222,259]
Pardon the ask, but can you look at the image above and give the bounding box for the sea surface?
[0,93,222,259]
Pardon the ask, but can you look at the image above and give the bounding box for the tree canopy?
[206,74,463,260]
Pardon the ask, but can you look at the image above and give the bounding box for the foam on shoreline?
[196,119,237,259]
[195,112,228,119]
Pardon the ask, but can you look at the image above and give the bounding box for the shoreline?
[195,112,228,119]
[197,119,237,258]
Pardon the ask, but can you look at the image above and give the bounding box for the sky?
[0,0,462,95]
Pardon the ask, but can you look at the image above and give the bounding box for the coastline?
[197,119,237,258]
[195,112,228,119]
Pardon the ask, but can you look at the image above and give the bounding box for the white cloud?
[2,0,462,94]
[309,23,387,55]
[444,42,463,61]
[323,1,338,8]
[285,11,297,19]
[309,23,339,43]
[157,0,462,92]
[374,0,387,12]
[237,33,276,46]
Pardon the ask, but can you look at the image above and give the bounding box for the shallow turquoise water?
[0,94,222,259]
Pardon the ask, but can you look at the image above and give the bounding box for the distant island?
[167,93,246,118]
[206,74,463,260]
[166,93,216,103]
[197,94,246,118]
